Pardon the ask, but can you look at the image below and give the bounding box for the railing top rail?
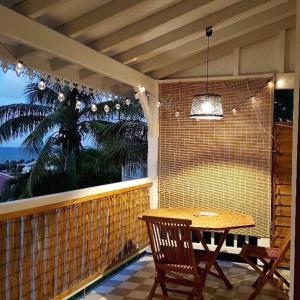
[0,178,153,220]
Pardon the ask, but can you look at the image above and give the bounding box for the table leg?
[196,230,233,291]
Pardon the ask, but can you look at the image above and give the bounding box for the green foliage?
[0,80,147,201]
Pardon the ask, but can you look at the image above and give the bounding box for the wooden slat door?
[272,123,293,267]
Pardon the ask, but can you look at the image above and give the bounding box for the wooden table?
[139,208,255,294]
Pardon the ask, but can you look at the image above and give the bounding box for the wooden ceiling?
[0,0,296,92]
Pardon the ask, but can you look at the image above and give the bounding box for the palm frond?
[22,110,65,153]
[0,103,53,125]
[21,135,60,198]
[0,115,45,143]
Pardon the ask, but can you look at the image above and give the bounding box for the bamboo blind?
[272,123,292,266]
[0,184,151,299]
[158,79,273,237]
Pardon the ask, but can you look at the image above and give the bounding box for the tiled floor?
[77,254,290,300]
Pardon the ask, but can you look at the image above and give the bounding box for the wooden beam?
[88,0,213,52]
[0,5,157,94]
[12,0,69,18]
[114,0,286,64]
[135,1,295,74]
[150,16,295,79]
[277,29,286,73]
[57,0,147,39]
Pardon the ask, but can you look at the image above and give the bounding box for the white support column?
[277,30,286,73]
[233,47,240,76]
[290,0,300,298]
[135,85,159,209]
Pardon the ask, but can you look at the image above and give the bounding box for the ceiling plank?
[114,0,286,64]
[0,5,157,94]
[12,0,70,18]
[88,0,213,53]
[58,0,147,39]
[135,0,295,73]
[150,16,295,79]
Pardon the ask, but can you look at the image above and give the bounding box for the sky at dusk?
[0,69,30,147]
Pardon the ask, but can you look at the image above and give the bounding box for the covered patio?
[0,0,299,299]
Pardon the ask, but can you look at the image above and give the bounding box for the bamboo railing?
[0,179,152,299]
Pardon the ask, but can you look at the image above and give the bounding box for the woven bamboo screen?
[158,79,273,237]
[0,184,150,300]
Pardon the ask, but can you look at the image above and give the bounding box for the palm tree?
[0,80,147,199]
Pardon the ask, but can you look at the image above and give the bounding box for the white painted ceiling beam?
[12,0,70,19]
[57,0,147,39]
[0,5,157,94]
[135,1,295,74]
[114,0,286,65]
[151,16,295,79]
[88,0,214,53]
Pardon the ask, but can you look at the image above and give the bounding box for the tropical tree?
[0,80,147,200]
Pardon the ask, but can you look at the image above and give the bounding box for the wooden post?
[290,0,300,298]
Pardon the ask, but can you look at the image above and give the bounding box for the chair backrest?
[143,216,197,272]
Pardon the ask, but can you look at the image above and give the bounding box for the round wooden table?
[139,208,255,296]
[139,207,255,230]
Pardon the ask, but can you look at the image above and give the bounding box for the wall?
[158,78,273,237]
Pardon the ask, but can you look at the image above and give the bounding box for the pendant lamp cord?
[206,34,209,94]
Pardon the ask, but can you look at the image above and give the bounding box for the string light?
[250,96,256,103]
[91,103,97,112]
[175,111,180,118]
[15,61,24,77]
[58,92,65,102]
[75,100,82,110]
[0,55,139,112]
[156,101,161,108]
[232,108,237,115]
[104,104,110,113]
[38,79,46,90]
[138,86,145,93]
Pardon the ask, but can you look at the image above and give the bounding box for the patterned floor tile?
[77,254,290,300]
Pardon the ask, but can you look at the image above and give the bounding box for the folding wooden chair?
[143,216,204,299]
[240,235,290,299]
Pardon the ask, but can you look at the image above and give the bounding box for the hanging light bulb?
[104,104,110,113]
[115,103,121,110]
[15,61,24,77]
[91,103,97,112]
[156,101,161,108]
[76,100,82,110]
[138,86,145,93]
[232,108,237,115]
[58,92,65,102]
[175,111,180,118]
[2,62,8,73]
[250,96,256,103]
[134,92,139,99]
[190,27,223,120]
[38,79,46,90]
[125,98,131,106]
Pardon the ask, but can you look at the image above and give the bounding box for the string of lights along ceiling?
[0,41,143,113]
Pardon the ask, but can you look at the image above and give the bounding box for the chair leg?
[249,277,267,300]
[148,278,158,300]
[157,271,168,297]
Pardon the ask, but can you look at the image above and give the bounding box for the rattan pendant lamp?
[190,27,223,120]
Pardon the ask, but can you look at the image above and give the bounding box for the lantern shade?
[190,93,223,120]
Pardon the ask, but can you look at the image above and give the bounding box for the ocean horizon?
[0,147,37,163]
